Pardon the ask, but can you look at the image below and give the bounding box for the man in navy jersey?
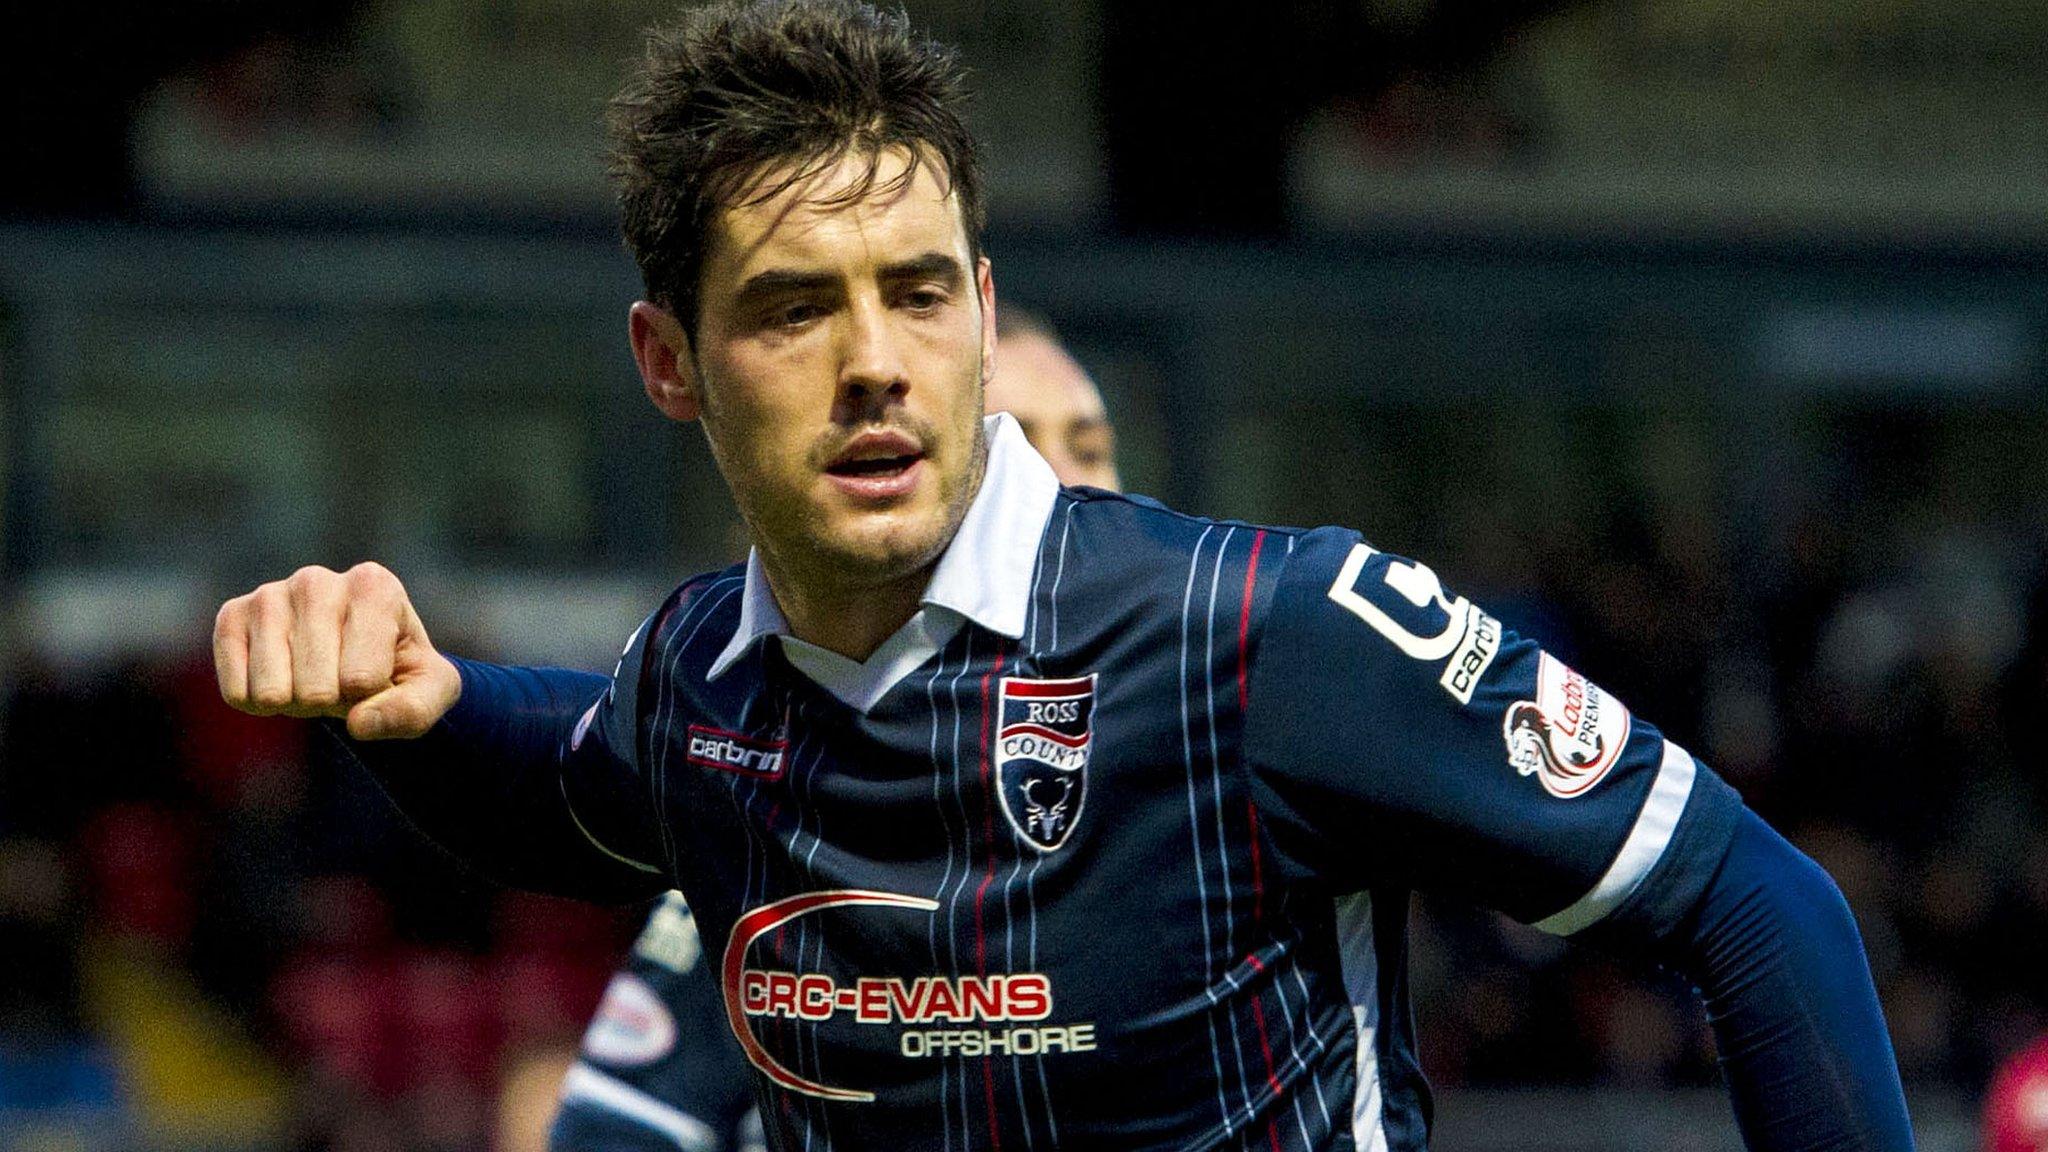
[212,1,1915,1148]
[548,309,1124,1151]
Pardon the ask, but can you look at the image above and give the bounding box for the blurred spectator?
[0,840,123,1124]
[497,1045,577,1152]
[1985,1036,2048,1152]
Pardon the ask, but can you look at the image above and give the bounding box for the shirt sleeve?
[1645,809,1914,1152]
[328,608,673,904]
[1242,526,1744,938]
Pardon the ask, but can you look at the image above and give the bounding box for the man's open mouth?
[826,430,926,484]
[826,453,922,478]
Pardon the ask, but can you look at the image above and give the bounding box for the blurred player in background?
[546,306,1126,1152]
[547,892,750,1152]
[983,307,1118,492]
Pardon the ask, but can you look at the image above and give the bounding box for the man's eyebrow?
[733,267,840,301]
[878,251,966,285]
[732,253,963,302]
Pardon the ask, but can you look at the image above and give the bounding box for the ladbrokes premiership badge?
[995,675,1096,852]
[1502,653,1631,799]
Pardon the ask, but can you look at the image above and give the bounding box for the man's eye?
[1070,430,1114,466]
[774,303,824,327]
[901,287,946,312]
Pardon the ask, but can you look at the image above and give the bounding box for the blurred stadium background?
[0,0,2041,1148]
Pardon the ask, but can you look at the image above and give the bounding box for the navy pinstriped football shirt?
[508,414,1744,1151]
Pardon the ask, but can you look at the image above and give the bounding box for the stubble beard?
[707,382,990,604]
[800,407,987,597]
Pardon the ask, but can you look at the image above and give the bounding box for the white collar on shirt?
[706,412,1061,713]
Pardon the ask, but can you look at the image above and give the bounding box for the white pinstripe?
[1002,532,1051,1152]
[1269,926,1335,1123]
[1284,948,1337,1132]
[794,703,836,1151]
[1024,843,1055,1147]
[1178,525,1235,1136]
[1258,939,1323,1148]
[943,633,981,1149]
[718,670,789,1139]
[999,815,1035,1152]
[924,636,959,1152]
[998,583,1034,1150]
[943,633,977,977]
[1046,505,1074,654]
[1201,529,1259,1129]
[1029,511,1071,1144]
[1205,529,1241,959]
[772,712,820,1151]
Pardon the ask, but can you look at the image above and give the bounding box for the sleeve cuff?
[1535,740,1746,939]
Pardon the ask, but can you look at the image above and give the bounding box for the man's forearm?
[1671,810,1914,1151]
[326,658,667,903]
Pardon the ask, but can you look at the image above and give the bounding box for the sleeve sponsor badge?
[1502,653,1631,799]
[1325,543,1502,705]
[995,675,1096,852]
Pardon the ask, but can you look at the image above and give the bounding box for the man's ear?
[629,301,701,423]
[976,256,997,386]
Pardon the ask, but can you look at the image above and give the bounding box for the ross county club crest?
[995,675,1097,852]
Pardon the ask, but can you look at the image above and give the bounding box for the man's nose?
[837,298,910,410]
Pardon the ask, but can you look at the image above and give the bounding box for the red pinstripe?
[1237,530,1268,711]
[1246,952,1287,1151]
[1238,532,1283,1152]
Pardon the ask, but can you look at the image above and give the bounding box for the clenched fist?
[214,562,461,741]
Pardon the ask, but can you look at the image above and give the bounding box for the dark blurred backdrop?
[3,1,2042,1149]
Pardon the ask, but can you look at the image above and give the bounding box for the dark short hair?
[607,0,985,336]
